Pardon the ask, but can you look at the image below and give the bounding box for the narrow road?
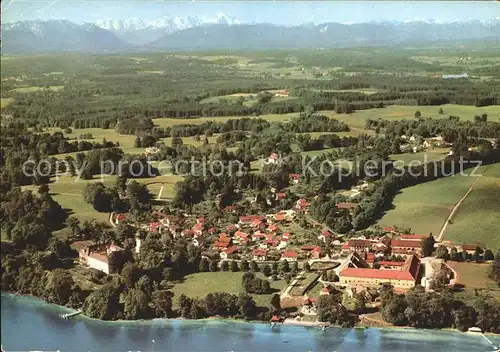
[109,212,116,228]
[437,175,483,242]
[157,184,164,200]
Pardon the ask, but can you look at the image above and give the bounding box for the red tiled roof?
[197,217,206,223]
[288,173,301,179]
[341,267,415,280]
[321,230,331,237]
[235,231,249,238]
[391,239,422,248]
[301,245,316,251]
[218,234,232,243]
[268,224,279,231]
[321,287,330,293]
[150,222,161,230]
[224,246,238,255]
[276,192,287,199]
[274,214,286,221]
[253,248,267,256]
[269,153,279,159]
[341,255,420,281]
[252,232,266,239]
[226,224,238,231]
[239,215,265,223]
[193,223,204,231]
[461,244,480,251]
[271,315,281,322]
[182,229,195,237]
[282,250,298,258]
[115,214,127,221]
[282,232,291,238]
[312,246,322,253]
[215,241,231,248]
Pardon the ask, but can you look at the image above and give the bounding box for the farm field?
[444,163,500,250]
[200,92,297,107]
[10,85,64,93]
[1,98,14,108]
[378,163,500,247]
[377,172,479,236]
[170,272,287,309]
[321,104,500,129]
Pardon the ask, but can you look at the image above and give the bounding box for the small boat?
[468,327,482,333]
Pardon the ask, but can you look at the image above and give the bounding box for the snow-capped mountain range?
[2,17,499,53]
[94,14,241,44]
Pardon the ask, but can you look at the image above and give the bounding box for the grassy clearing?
[445,163,500,249]
[201,92,297,107]
[1,98,14,108]
[377,173,478,235]
[10,85,64,93]
[23,174,115,224]
[390,148,450,166]
[378,163,500,244]
[447,262,497,290]
[321,104,500,129]
[134,174,184,200]
[170,271,287,309]
[312,88,381,95]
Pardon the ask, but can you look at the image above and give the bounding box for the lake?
[1,293,499,352]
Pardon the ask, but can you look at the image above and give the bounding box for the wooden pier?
[60,309,83,320]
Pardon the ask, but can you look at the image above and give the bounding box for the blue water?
[1,293,499,352]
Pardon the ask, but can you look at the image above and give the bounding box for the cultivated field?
[10,85,64,93]
[444,163,500,250]
[378,163,500,248]
[377,173,479,236]
[322,104,500,129]
[1,98,14,108]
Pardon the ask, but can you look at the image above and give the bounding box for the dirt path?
[437,175,483,242]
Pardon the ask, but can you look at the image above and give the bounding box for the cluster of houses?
[75,209,483,289]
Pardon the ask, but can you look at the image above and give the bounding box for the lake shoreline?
[3,292,498,337]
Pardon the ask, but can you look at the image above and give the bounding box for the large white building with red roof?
[339,254,421,289]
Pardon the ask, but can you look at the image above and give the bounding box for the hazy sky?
[2,1,500,24]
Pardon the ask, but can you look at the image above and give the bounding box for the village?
[70,174,487,326]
